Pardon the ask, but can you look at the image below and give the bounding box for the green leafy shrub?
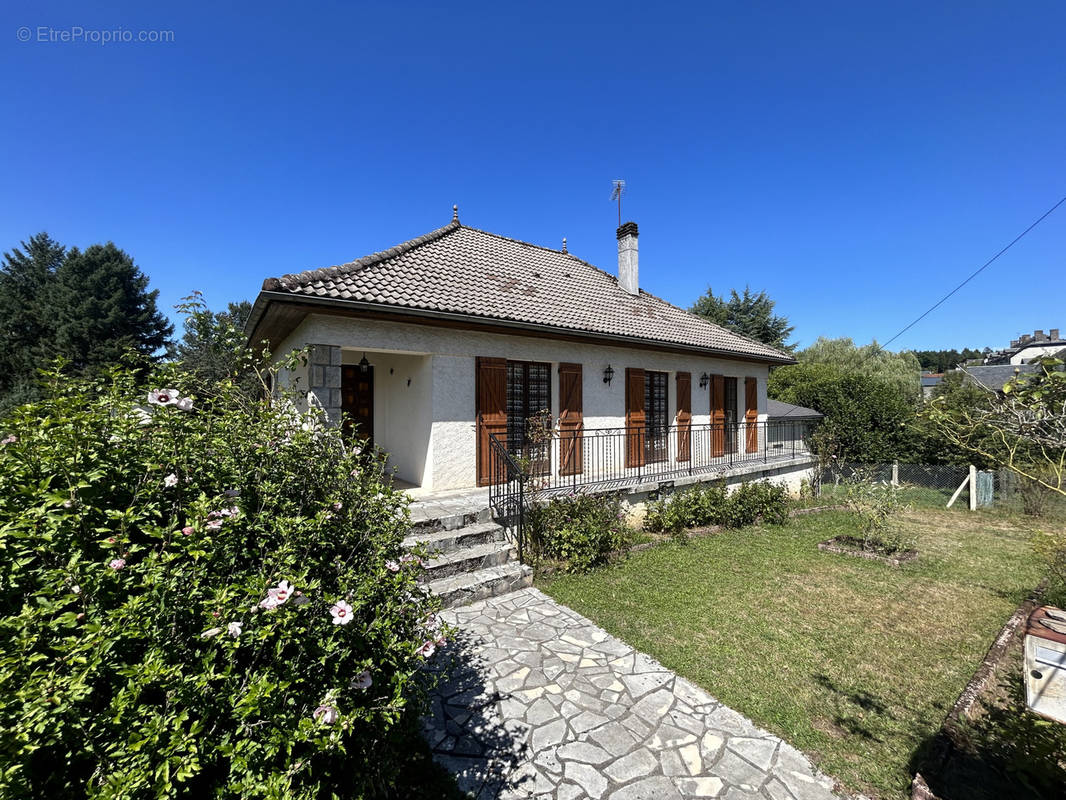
[527,492,630,572]
[724,481,790,528]
[644,480,790,535]
[0,363,445,799]
[842,478,914,553]
[644,484,727,537]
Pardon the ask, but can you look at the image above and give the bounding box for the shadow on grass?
[418,630,531,799]
[910,675,1066,800]
[812,672,895,743]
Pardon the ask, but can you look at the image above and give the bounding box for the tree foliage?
[0,233,67,404]
[173,291,257,391]
[910,347,986,373]
[0,357,445,798]
[769,363,919,463]
[924,359,1066,496]
[0,233,172,415]
[796,337,922,399]
[690,285,795,351]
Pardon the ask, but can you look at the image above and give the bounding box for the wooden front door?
[341,365,374,444]
[558,363,583,476]
[476,357,507,486]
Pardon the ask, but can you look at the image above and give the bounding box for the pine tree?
[690,285,795,352]
[49,242,172,372]
[0,232,65,400]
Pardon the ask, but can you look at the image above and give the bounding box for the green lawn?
[538,505,1047,800]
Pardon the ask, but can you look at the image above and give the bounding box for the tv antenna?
[610,179,626,227]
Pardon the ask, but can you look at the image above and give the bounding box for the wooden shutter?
[558,363,583,476]
[675,372,691,462]
[476,357,507,486]
[710,374,726,458]
[745,376,759,453]
[625,368,646,468]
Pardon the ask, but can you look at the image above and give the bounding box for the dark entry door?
[341,365,374,444]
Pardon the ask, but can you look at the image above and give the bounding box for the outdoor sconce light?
[699,372,709,390]
[358,353,370,373]
[603,364,615,385]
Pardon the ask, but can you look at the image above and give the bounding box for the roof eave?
[249,291,797,365]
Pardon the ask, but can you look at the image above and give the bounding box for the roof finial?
[562,237,567,253]
[452,204,458,222]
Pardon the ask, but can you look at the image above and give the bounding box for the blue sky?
[2,1,1063,352]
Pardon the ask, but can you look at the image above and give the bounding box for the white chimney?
[617,221,639,295]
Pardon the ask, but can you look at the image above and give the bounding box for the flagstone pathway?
[423,588,841,800]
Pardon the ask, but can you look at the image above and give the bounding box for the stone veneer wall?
[308,344,342,425]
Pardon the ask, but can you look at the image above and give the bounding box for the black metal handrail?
[486,431,527,561]
[501,419,815,498]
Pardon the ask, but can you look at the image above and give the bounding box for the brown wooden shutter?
[675,372,691,462]
[558,363,583,476]
[710,374,726,458]
[745,376,759,453]
[476,357,507,486]
[625,368,646,468]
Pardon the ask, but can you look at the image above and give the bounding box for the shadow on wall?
[422,631,531,799]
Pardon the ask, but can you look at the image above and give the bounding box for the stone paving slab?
[424,588,841,800]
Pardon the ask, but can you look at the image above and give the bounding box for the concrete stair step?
[419,541,516,583]
[408,505,492,534]
[403,521,507,556]
[427,562,533,608]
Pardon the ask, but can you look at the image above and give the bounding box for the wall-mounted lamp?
[358,353,370,373]
[603,364,615,385]
[699,372,710,390]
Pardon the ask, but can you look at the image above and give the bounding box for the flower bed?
[817,535,918,566]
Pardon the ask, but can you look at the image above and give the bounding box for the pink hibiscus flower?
[330,600,354,625]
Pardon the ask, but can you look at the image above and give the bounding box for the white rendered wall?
[338,350,433,487]
[276,313,771,492]
[1011,343,1065,364]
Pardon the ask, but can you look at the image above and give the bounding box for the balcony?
[488,419,817,504]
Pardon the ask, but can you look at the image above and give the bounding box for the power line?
[879,194,1066,351]
[772,194,1066,418]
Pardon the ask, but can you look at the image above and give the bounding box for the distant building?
[984,328,1066,365]
[960,364,1040,392]
[921,373,943,398]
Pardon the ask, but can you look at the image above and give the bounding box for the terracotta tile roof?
[260,220,794,364]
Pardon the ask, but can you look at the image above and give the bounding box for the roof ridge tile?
[256,219,794,364]
[262,219,461,291]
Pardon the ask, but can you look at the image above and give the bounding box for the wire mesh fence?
[821,462,989,507]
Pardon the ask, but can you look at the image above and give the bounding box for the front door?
[341,365,374,444]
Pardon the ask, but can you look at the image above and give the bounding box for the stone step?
[426,562,533,608]
[419,541,516,583]
[403,521,507,556]
[408,505,492,534]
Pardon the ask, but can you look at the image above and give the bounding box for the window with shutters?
[644,370,668,463]
[723,377,738,454]
[506,361,551,473]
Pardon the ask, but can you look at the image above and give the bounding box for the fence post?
[969,464,977,511]
[891,461,899,487]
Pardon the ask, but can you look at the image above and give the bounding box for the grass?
[538,503,1049,800]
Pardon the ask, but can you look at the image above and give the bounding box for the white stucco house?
[246,209,813,496]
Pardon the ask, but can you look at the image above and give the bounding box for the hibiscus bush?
[0,361,445,799]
